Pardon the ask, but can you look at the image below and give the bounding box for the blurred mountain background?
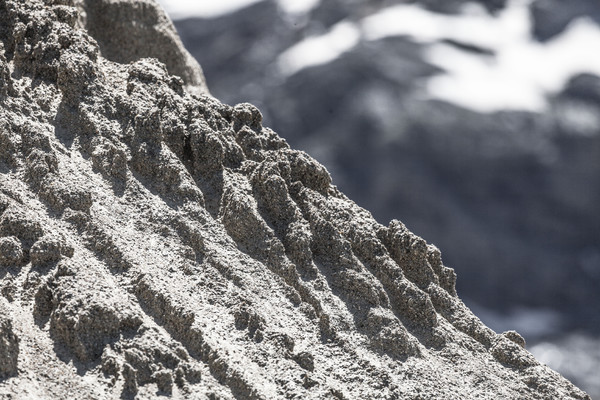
[158,0,600,396]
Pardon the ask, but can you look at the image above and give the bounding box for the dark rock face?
[174,0,600,335]
[530,0,600,41]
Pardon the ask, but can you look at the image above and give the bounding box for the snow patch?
[156,0,264,19]
[276,21,361,77]
[157,0,322,19]
[277,0,321,15]
[362,0,600,112]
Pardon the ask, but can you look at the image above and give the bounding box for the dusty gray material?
[77,0,209,96]
[0,300,19,378]
[38,0,208,96]
[0,237,23,266]
[0,0,591,398]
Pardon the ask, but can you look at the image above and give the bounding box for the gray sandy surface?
[0,0,592,398]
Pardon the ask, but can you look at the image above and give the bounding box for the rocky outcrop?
[0,0,591,398]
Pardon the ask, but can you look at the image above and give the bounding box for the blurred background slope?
[158,0,600,395]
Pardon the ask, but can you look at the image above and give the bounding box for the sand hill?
[0,0,591,398]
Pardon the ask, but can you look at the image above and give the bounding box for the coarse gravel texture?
[0,0,591,398]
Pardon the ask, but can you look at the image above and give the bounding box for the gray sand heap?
[0,0,592,398]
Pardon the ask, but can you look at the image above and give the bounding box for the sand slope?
[0,0,591,398]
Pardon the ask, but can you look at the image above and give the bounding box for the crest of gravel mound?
[0,0,591,398]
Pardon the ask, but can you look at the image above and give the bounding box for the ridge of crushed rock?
[0,0,591,398]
